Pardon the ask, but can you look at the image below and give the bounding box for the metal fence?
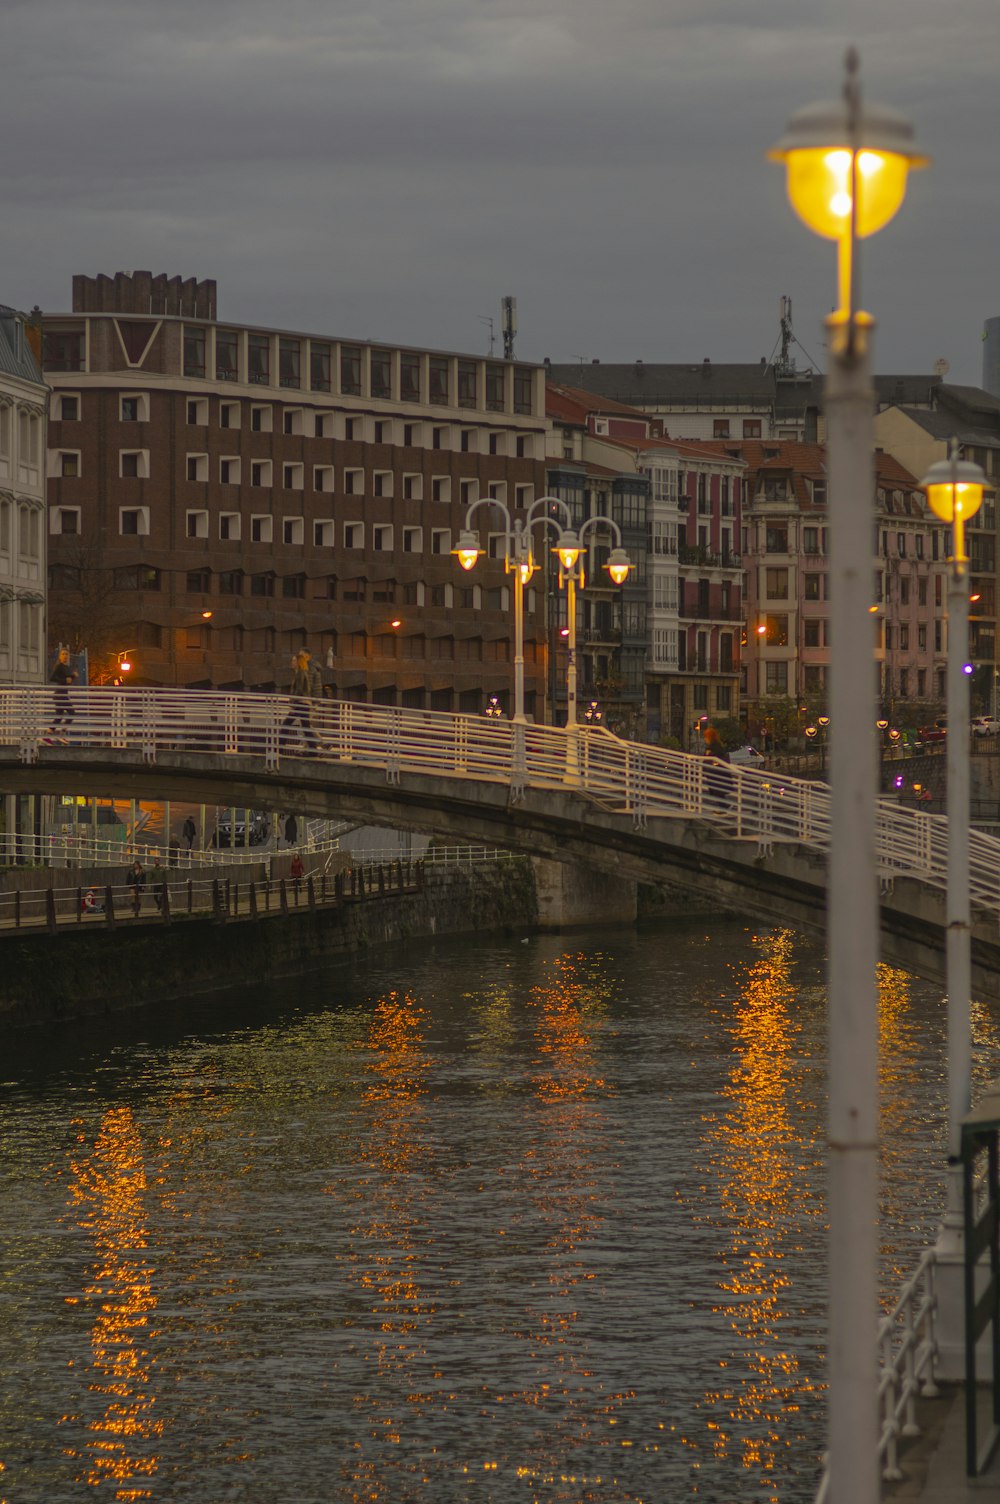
[2,686,999,922]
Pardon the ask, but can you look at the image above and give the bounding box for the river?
[2,918,998,1503]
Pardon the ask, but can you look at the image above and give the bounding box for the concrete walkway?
[883,1383,998,1500]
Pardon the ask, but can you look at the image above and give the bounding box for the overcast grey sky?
[4,0,998,385]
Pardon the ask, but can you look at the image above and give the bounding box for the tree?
[47,540,135,684]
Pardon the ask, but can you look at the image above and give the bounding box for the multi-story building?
[546,381,744,743]
[0,305,47,684]
[703,439,949,728]
[42,272,550,714]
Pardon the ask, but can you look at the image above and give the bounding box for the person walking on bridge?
[49,648,77,740]
[281,649,321,754]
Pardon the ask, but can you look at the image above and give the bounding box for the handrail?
[1,686,999,922]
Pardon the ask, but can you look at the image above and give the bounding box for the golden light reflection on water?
[62,1106,162,1498]
[701,929,819,1492]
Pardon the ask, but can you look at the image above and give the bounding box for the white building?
[0,306,47,682]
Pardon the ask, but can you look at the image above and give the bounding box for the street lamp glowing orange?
[452,529,483,571]
[606,547,630,585]
[554,532,582,573]
[921,458,985,527]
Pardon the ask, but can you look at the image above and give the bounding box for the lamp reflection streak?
[62,1105,163,1497]
[702,930,818,1483]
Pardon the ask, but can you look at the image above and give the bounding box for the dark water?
[1,921,998,1504]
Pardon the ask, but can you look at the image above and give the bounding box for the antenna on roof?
[501,296,517,360]
[478,315,496,357]
[774,295,796,377]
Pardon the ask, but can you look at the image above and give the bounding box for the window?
[457,361,477,408]
[219,570,243,595]
[516,435,528,459]
[315,412,334,439]
[186,569,210,593]
[183,327,206,379]
[429,357,450,404]
[282,574,306,598]
[402,473,422,500]
[916,534,924,559]
[804,573,821,601]
[514,483,534,509]
[765,661,788,693]
[765,567,788,599]
[283,517,304,545]
[186,510,209,539]
[43,328,85,371]
[119,507,149,536]
[186,397,207,425]
[400,354,421,403]
[743,419,762,438]
[900,577,910,605]
[403,421,419,446]
[373,420,390,444]
[219,401,239,429]
[112,565,160,591]
[918,578,927,606]
[310,342,331,392]
[220,456,240,485]
[373,524,393,551]
[371,350,392,399]
[485,365,505,412]
[344,522,364,549]
[403,526,423,552]
[764,614,788,646]
[431,528,451,555]
[250,515,273,543]
[804,619,821,648]
[251,460,272,487]
[250,573,275,597]
[343,468,363,496]
[186,454,208,482]
[216,329,239,382]
[431,476,452,505]
[713,419,730,438]
[279,338,301,389]
[897,532,906,557]
[283,463,304,490]
[340,345,362,395]
[513,368,533,414]
[121,451,144,478]
[314,519,334,546]
[373,470,393,497]
[812,479,827,507]
[59,451,80,478]
[900,624,910,650]
[219,513,241,541]
[248,333,270,385]
[765,526,787,553]
[314,465,334,492]
[803,525,819,554]
[283,409,302,435]
[918,623,927,651]
[50,506,80,536]
[59,395,79,422]
[250,404,272,432]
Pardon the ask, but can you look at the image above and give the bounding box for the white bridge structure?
[4,685,1000,992]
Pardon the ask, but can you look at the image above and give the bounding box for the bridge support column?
[531,857,636,930]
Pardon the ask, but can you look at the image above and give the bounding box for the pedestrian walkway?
[884,1383,998,1499]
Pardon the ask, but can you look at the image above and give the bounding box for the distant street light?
[770,49,925,1504]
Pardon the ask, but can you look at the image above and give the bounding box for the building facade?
[0,306,47,684]
[42,272,550,714]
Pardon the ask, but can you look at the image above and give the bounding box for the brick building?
[42,272,550,713]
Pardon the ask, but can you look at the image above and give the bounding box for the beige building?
[0,305,47,684]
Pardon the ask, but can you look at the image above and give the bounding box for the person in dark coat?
[182,815,197,850]
[49,648,77,737]
[703,725,732,813]
[127,859,146,916]
[281,650,322,752]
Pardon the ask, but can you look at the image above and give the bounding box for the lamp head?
[554,531,582,573]
[606,547,631,585]
[452,529,483,571]
[920,456,987,524]
[768,90,927,241]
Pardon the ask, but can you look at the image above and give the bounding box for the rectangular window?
[119,508,149,536]
[373,470,392,497]
[183,326,206,379]
[713,419,730,438]
[400,354,421,402]
[248,333,270,385]
[250,573,275,597]
[43,328,85,371]
[485,364,505,412]
[186,454,208,482]
[403,526,423,552]
[59,451,80,478]
[804,573,821,601]
[186,510,209,539]
[431,528,451,555]
[186,569,210,593]
[371,350,393,399]
[344,468,363,495]
[250,405,271,432]
[900,577,910,605]
[803,618,821,648]
[219,401,239,429]
[344,522,364,549]
[513,368,533,414]
[313,465,334,492]
[219,570,243,595]
[764,614,788,646]
[340,345,362,395]
[220,456,240,485]
[121,451,140,478]
[765,661,788,693]
[251,515,273,543]
[279,338,301,389]
[457,360,477,408]
[283,518,304,545]
[314,520,334,546]
[283,463,304,490]
[219,512,241,540]
[429,357,450,404]
[743,419,762,438]
[251,460,271,487]
[432,476,450,504]
[373,524,393,551]
[310,341,332,392]
[282,574,306,598]
[918,578,927,606]
[765,526,787,553]
[216,329,239,382]
[187,397,208,425]
[58,395,79,422]
[765,567,789,599]
[803,526,819,554]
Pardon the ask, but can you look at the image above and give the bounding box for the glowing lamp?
[517,558,535,586]
[452,529,483,571]
[606,548,630,585]
[920,457,986,524]
[768,97,926,241]
[119,658,131,674]
[554,531,582,572]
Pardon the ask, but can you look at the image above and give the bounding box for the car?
[971,715,1000,737]
[917,722,947,744]
[729,744,767,766]
[213,808,270,847]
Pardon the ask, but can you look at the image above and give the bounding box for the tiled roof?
[882,405,1000,448]
[545,360,782,406]
[546,380,654,424]
[0,306,44,386]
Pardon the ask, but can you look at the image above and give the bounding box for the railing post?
[279,877,289,915]
[76,886,83,923]
[45,888,57,934]
[187,878,193,914]
[104,886,115,927]
[161,883,171,924]
[307,876,316,910]
[14,890,20,929]
[249,882,258,918]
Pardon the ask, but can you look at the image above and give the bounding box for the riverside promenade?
[884,1384,998,1499]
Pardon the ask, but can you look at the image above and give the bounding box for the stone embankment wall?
[0,861,541,1030]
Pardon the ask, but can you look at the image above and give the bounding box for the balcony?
[678,545,742,570]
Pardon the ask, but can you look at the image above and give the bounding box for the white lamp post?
[921,446,986,1364]
[553,521,630,730]
[770,49,926,1504]
[453,495,572,723]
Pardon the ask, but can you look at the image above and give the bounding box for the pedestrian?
[49,648,77,739]
[81,886,104,915]
[290,851,304,898]
[149,856,167,911]
[703,725,732,814]
[182,815,197,850]
[281,649,322,753]
[284,813,298,846]
[127,859,146,916]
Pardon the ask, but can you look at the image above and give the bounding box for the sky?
[3,0,999,386]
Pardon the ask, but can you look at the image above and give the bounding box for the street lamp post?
[921,445,986,1371]
[552,519,630,730]
[770,50,926,1504]
[453,495,572,723]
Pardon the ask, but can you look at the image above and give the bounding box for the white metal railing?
[2,686,999,918]
[814,1249,939,1503]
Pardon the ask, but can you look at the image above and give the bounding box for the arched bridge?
[4,686,1000,995]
